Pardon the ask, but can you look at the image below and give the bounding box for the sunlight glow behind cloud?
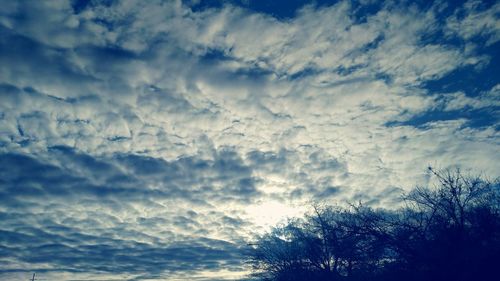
[245,200,308,232]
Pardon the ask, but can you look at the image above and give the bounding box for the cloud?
[0,147,258,279]
[0,0,499,280]
[440,84,500,111]
[445,1,500,46]
[0,216,246,278]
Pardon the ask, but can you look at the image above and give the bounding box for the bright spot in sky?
[245,200,307,232]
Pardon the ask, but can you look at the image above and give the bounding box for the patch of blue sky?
[386,107,499,130]
[187,0,367,20]
[186,0,311,18]
[423,42,500,97]
[186,0,492,22]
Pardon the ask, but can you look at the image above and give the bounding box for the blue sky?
[0,0,499,280]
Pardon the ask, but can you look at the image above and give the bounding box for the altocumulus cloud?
[0,0,499,280]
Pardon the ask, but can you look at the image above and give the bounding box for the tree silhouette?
[248,168,500,281]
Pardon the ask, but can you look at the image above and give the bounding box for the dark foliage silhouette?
[248,168,500,281]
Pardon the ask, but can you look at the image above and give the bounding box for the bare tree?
[248,168,500,281]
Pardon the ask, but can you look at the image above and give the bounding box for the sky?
[0,0,499,280]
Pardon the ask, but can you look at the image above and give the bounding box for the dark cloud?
[0,147,260,279]
[0,26,99,97]
[0,146,261,205]
[0,214,246,277]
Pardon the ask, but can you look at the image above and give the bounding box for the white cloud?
[446,1,500,45]
[440,84,500,111]
[0,0,499,280]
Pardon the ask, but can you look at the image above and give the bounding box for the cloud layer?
[0,0,499,280]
